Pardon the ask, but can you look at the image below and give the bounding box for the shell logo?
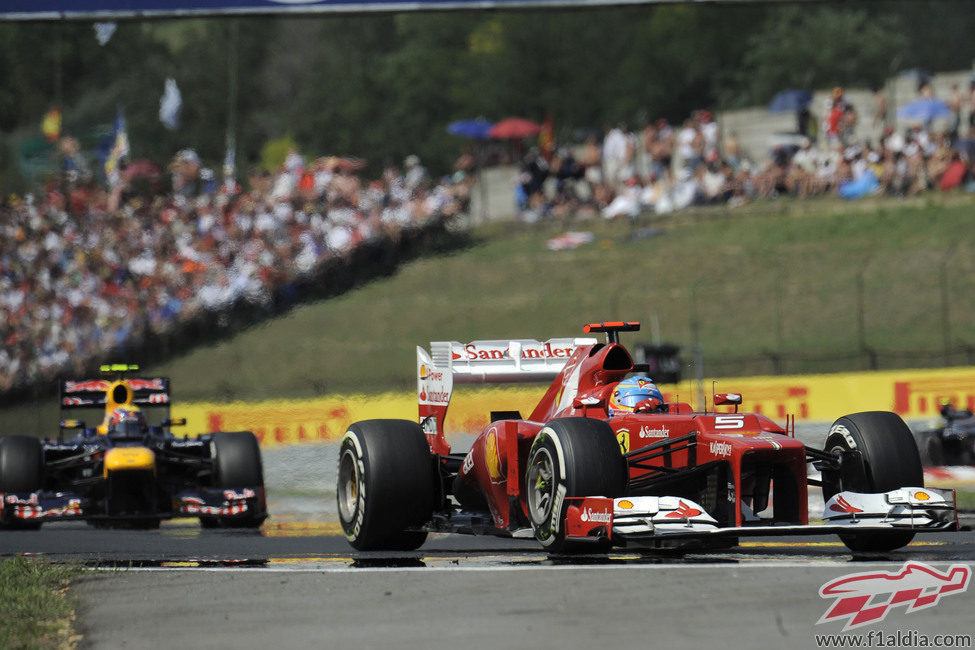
[914,491,930,501]
[617,499,634,510]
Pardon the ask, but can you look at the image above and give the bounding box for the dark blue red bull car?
[0,364,266,529]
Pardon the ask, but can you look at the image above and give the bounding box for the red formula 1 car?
[0,364,266,529]
[337,322,958,553]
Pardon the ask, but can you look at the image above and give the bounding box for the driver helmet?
[609,377,664,416]
[107,406,147,437]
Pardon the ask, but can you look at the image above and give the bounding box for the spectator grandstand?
[0,150,471,396]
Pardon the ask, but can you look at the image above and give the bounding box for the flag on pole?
[159,78,182,131]
[42,107,61,142]
[105,109,129,187]
[539,112,554,162]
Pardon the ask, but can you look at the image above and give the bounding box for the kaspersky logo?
[817,561,971,631]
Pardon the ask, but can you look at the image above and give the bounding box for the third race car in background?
[916,401,975,467]
[337,322,958,554]
[0,364,266,529]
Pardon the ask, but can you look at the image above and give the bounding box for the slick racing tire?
[337,419,434,551]
[526,418,627,553]
[919,433,944,468]
[0,435,44,530]
[201,431,266,529]
[822,412,923,553]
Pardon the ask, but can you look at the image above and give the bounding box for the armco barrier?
[178,367,975,448]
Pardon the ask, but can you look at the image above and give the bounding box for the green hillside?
[155,193,975,397]
[4,194,975,434]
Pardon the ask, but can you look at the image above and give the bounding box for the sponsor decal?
[418,365,443,382]
[484,428,503,482]
[893,377,975,415]
[709,441,732,457]
[818,561,971,631]
[664,500,702,519]
[757,434,782,450]
[222,488,256,500]
[828,494,863,514]
[830,424,857,449]
[617,499,634,510]
[639,425,669,439]
[63,380,109,392]
[454,341,578,361]
[616,429,630,454]
[461,451,474,475]
[549,484,567,535]
[126,378,166,391]
[580,506,612,524]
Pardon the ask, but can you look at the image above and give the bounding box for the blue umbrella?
[447,119,494,139]
[768,89,813,113]
[897,98,952,122]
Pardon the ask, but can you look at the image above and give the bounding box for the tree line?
[1,0,973,185]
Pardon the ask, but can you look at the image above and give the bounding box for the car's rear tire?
[822,411,923,553]
[201,431,266,529]
[336,419,434,550]
[526,418,627,553]
[0,435,44,530]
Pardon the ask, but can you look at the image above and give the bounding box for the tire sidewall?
[527,428,569,548]
[338,429,370,544]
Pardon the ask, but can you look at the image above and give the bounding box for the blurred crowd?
[0,146,471,392]
[516,81,975,222]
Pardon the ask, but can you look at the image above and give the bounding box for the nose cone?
[103,447,155,477]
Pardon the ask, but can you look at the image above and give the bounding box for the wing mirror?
[162,417,187,427]
[714,393,742,413]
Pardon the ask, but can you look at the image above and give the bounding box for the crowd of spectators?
[516,80,975,222]
[0,145,471,393]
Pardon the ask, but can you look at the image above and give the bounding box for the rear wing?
[60,378,171,409]
[417,337,596,454]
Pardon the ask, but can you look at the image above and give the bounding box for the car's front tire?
[0,435,44,530]
[526,418,627,552]
[201,431,266,529]
[337,419,435,550]
[822,411,923,553]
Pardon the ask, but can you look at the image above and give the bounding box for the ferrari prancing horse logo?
[616,429,630,454]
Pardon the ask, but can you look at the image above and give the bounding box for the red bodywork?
[422,335,808,532]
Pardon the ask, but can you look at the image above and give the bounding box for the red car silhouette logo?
[818,561,971,630]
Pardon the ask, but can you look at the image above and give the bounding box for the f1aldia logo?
[817,561,971,631]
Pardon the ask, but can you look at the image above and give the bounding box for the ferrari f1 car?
[0,364,266,529]
[337,322,958,553]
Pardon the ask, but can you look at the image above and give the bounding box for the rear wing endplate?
[417,337,596,453]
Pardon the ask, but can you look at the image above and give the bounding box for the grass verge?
[0,557,83,650]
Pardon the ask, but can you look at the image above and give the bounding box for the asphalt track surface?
[3,440,974,649]
[3,521,974,649]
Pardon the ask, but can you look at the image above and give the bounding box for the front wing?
[562,488,958,546]
[0,487,266,524]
